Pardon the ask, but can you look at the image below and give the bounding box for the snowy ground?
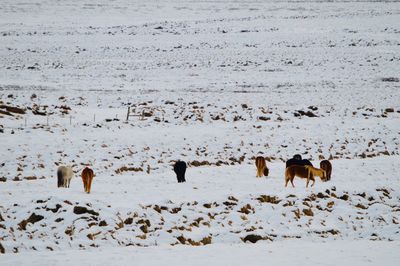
[1,0,400,264]
[2,240,400,266]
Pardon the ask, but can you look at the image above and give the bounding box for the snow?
[1,0,400,264]
[2,240,400,266]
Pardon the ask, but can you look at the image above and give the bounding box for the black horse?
[174,160,187,183]
[286,154,313,168]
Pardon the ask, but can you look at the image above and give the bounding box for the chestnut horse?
[320,160,332,181]
[285,165,325,188]
[81,167,95,193]
[255,156,269,177]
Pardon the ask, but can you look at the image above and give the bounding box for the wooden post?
[70,115,72,125]
[46,114,49,126]
[93,114,96,122]
[126,106,130,122]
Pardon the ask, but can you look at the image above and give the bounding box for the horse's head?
[321,169,327,181]
[293,154,302,160]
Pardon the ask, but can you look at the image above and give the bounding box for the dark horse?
[286,154,313,168]
[320,160,332,181]
[174,160,187,183]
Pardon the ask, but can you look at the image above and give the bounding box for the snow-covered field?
[1,0,400,265]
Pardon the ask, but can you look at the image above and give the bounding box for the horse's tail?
[284,167,289,180]
[57,169,63,187]
[263,166,269,177]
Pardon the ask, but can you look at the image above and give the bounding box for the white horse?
[57,166,73,188]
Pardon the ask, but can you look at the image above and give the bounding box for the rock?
[65,226,74,236]
[258,116,270,121]
[73,206,99,216]
[316,192,328,199]
[24,176,37,180]
[176,235,186,244]
[228,196,238,202]
[18,213,44,230]
[243,234,263,243]
[0,105,26,114]
[124,217,133,225]
[257,195,281,204]
[115,166,143,174]
[200,236,212,245]
[381,77,399,82]
[170,207,181,214]
[303,208,314,216]
[223,201,237,206]
[0,109,13,116]
[297,110,318,117]
[137,219,151,227]
[45,204,62,213]
[238,204,253,214]
[339,194,349,201]
[203,203,212,208]
[153,205,162,213]
[99,220,108,226]
[140,224,148,233]
[355,203,368,210]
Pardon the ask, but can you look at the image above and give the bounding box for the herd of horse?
[256,154,332,188]
[56,155,332,193]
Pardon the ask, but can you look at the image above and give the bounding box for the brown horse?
[320,160,332,181]
[285,165,326,188]
[255,156,269,177]
[81,167,95,193]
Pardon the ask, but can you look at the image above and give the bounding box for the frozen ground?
[1,0,400,264]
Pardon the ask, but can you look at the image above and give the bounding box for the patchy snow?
[1,0,400,263]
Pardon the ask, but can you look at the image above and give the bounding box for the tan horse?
[320,160,332,181]
[285,165,325,188]
[305,165,326,185]
[81,167,95,193]
[255,156,269,177]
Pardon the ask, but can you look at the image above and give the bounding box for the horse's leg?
[88,176,93,193]
[290,177,295,188]
[311,178,315,187]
